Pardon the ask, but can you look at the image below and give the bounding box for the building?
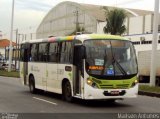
[0,39,17,61]
[36,1,152,38]
[36,1,160,54]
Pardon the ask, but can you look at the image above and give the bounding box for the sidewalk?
[138,91,160,98]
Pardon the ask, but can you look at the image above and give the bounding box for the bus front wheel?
[29,76,37,94]
[63,81,72,102]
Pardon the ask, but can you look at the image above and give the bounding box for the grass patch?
[139,85,160,94]
[0,70,20,78]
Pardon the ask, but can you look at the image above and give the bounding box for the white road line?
[33,97,57,105]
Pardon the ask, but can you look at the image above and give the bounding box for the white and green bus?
[20,34,138,102]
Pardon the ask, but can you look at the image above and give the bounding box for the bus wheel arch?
[29,74,37,94]
[62,78,73,102]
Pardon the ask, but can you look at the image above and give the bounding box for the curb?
[138,91,160,98]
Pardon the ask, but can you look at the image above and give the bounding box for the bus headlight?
[131,79,138,88]
[87,78,98,89]
[87,79,93,85]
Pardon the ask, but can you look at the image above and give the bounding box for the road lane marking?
[33,97,57,105]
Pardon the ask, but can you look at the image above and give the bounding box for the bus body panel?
[53,63,74,94]
[20,61,25,85]
[46,63,59,93]
[83,83,138,100]
[28,62,45,90]
[82,68,138,100]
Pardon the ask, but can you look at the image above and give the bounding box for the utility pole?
[8,0,15,72]
[150,0,159,86]
[0,30,2,39]
[21,34,24,41]
[24,34,27,41]
[73,9,84,34]
[75,10,79,33]
[17,33,21,70]
[31,33,33,40]
[15,29,18,70]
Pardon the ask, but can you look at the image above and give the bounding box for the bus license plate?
[110,91,119,95]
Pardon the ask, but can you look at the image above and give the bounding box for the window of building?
[132,41,140,45]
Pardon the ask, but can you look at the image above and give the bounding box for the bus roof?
[21,34,128,44]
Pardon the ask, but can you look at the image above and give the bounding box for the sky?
[0,0,156,41]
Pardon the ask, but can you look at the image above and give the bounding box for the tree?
[103,8,127,35]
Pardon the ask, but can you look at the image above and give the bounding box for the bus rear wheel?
[63,81,72,102]
[29,76,37,94]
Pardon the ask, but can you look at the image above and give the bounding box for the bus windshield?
[84,39,138,79]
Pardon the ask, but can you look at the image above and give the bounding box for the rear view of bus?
[78,34,138,100]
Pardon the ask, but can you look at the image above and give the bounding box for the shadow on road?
[73,98,132,108]
[21,89,132,108]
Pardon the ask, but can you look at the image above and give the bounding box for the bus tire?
[63,81,72,102]
[29,76,37,94]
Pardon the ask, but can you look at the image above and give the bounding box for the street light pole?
[150,0,159,86]
[0,30,2,39]
[8,0,15,72]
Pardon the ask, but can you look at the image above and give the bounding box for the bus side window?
[20,44,28,62]
[28,44,32,61]
[59,41,73,64]
[39,43,48,62]
[49,42,58,62]
[20,44,24,61]
[31,44,39,61]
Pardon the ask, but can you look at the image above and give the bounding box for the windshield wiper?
[109,41,127,76]
[113,58,127,75]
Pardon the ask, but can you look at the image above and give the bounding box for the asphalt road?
[0,76,160,114]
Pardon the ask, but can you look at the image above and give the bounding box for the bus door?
[20,44,29,85]
[73,45,84,95]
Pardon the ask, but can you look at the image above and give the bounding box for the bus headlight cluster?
[131,79,138,88]
[87,78,98,89]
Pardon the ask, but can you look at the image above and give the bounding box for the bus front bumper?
[83,84,138,100]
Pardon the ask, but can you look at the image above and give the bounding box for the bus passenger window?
[31,44,38,61]
[49,43,58,62]
[59,41,72,64]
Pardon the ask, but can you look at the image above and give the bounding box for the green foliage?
[139,85,160,94]
[0,70,20,78]
[103,7,127,35]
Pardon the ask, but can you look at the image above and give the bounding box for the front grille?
[116,84,130,89]
[99,85,113,89]
[99,84,130,89]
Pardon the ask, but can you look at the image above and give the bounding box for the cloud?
[16,0,52,12]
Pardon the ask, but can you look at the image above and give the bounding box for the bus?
[20,34,138,102]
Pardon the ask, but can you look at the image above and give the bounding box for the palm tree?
[103,8,127,35]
